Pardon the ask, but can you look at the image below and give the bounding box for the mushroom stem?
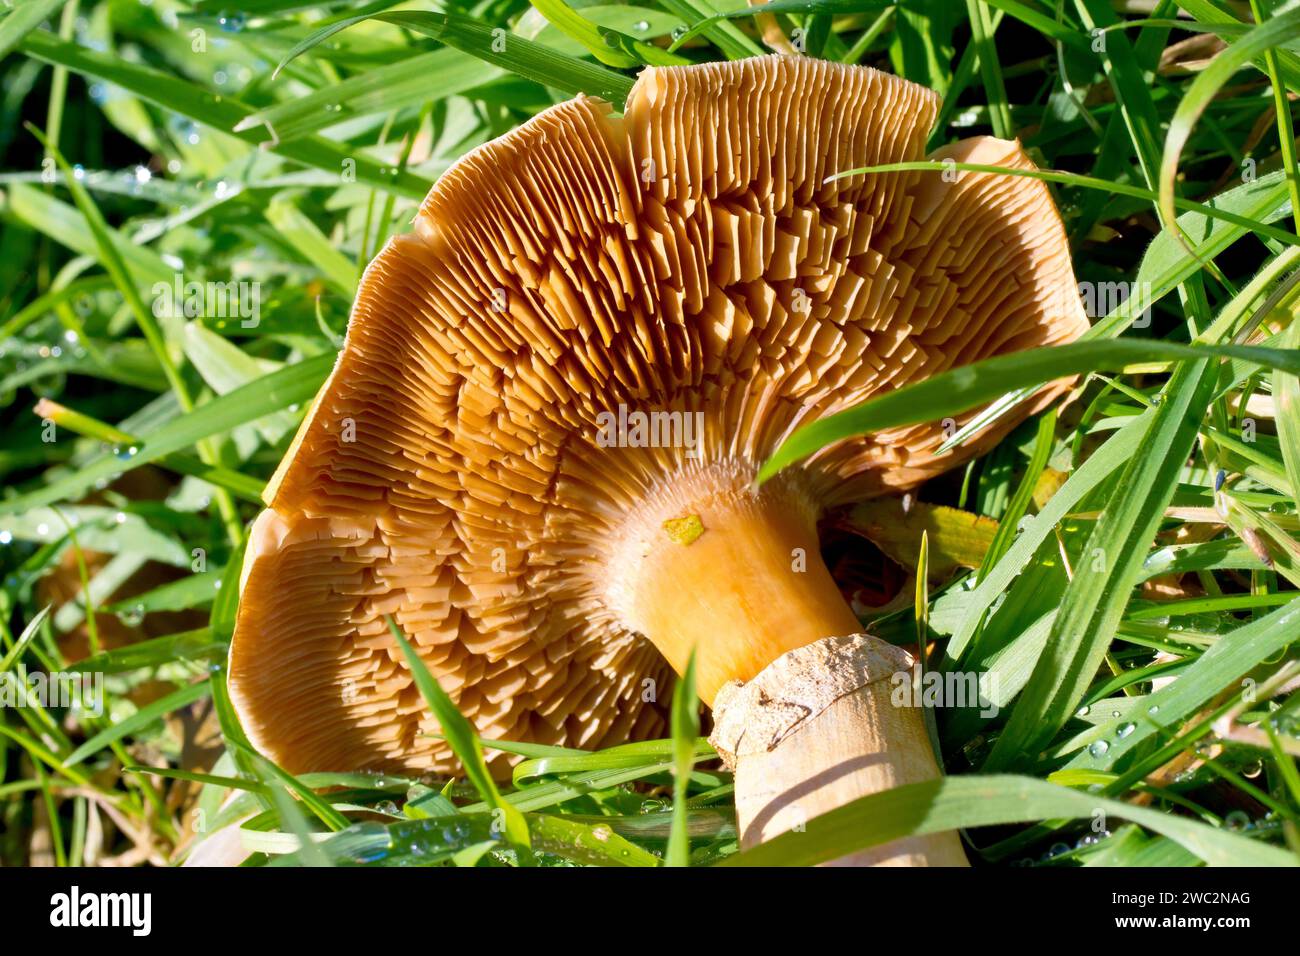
[711,633,969,866]
[610,470,861,705]
[608,469,967,865]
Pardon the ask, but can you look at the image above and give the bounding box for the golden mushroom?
[229,55,1088,865]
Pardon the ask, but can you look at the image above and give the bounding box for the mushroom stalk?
[711,633,969,866]
[608,470,967,865]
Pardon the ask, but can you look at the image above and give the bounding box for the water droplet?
[634,19,650,31]
[117,604,145,627]
[1111,710,1121,718]
[1224,810,1250,831]
[114,444,139,460]
[114,511,127,524]
[1116,722,1135,739]
[1076,705,1090,717]
[36,523,49,536]
[0,531,11,545]
[377,800,398,815]
[670,25,686,40]
[1243,759,1263,779]
[1147,704,1160,715]
[1089,740,1110,757]
[218,10,246,32]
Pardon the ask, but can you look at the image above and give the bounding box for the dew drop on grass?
[1243,759,1262,779]
[117,604,145,627]
[1147,704,1160,715]
[377,801,398,815]
[634,20,650,31]
[217,11,246,32]
[1088,740,1109,757]
[1116,722,1135,739]
[114,444,139,460]
[1075,705,1089,717]
[1224,811,1250,831]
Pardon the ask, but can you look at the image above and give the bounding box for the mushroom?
[229,55,1088,865]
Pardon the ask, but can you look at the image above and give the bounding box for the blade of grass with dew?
[666,650,698,866]
[984,357,1216,770]
[511,739,712,786]
[723,774,1296,867]
[235,49,497,144]
[273,10,635,105]
[384,615,530,852]
[126,766,272,797]
[759,338,1300,481]
[0,352,333,514]
[1064,597,1300,774]
[258,755,334,867]
[66,629,221,674]
[31,399,265,501]
[528,0,687,67]
[63,680,210,767]
[18,30,431,199]
[656,0,766,59]
[227,738,350,832]
[3,184,172,283]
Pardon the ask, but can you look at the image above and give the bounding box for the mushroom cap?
[229,55,1089,774]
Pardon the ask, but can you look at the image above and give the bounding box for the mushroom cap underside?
[229,55,1090,775]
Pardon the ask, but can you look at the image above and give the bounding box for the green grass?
[1,0,1299,867]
